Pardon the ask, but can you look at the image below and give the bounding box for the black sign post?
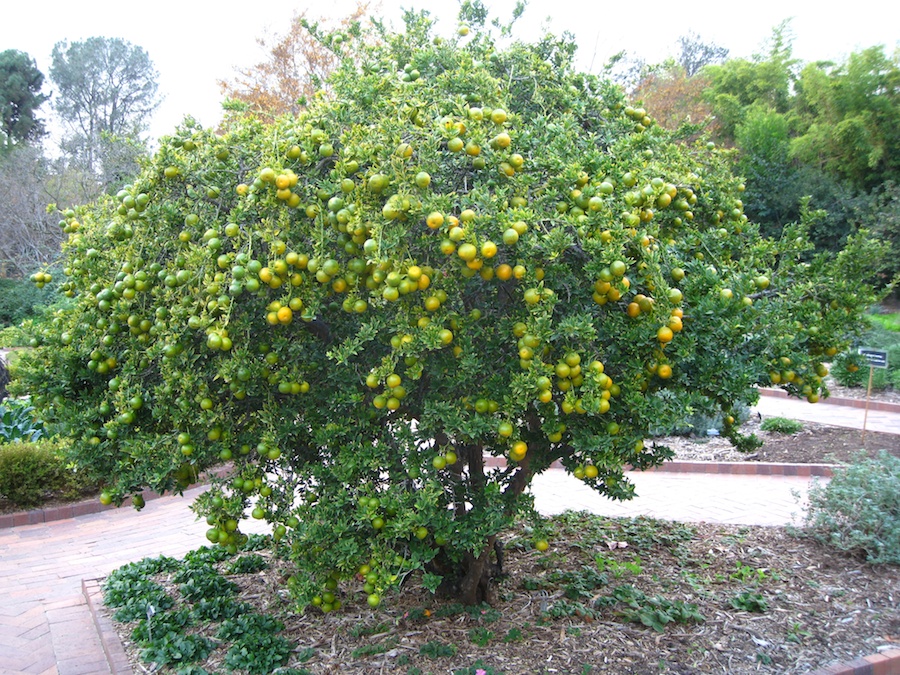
[858,348,889,442]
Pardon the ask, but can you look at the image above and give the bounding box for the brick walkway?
[1,392,897,674]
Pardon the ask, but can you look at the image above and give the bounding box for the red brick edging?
[82,578,133,675]
[0,486,167,530]
[808,649,900,675]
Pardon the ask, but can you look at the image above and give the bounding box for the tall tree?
[0,49,47,151]
[677,32,728,77]
[702,22,798,140]
[49,37,159,177]
[219,3,371,123]
[0,146,65,274]
[791,46,900,189]
[633,63,716,137]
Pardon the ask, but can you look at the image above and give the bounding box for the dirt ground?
[106,515,900,675]
[664,414,900,465]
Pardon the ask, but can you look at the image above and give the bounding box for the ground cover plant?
[104,513,900,674]
[13,4,891,610]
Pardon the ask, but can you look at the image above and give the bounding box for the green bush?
[800,451,900,564]
[0,439,73,508]
[831,320,900,390]
[0,277,55,328]
[0,438,98,508]
[759,417,803,434]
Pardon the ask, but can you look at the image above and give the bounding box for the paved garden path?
[1,391,897,674]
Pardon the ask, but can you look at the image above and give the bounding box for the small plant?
[349,621,391,638]
[595,553,643,578]
[0,398,46,443]
[730,561,772,584]
[419,640,458,659]
[467,603,502,623]
[223,631,294,674]
[502,627,524,643]
[730,591,769,612]
[103,563,178,623]
[351,640,398,659]
[191,596,253,622]
[800,451,900,564]
[225,552,268,575]
[218,614,294,674]
[760,417,803,434]
[131,607,192,642]
[468,626,494,646]
[607,584,705,633]
[786,622,812,643]
[175,565,238,602]
[139,632,215,669]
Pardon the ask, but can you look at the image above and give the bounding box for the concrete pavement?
[755,388,900,435]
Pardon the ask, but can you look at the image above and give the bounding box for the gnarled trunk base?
[430,536,504,606]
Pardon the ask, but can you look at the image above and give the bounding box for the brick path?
[0,392,897,674]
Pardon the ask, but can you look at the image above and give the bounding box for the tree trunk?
[458,535,498,606]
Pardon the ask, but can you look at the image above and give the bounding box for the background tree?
[702,22,797,141]
[13,9,889,612]
[790,46,900,190]
[219,3,371,123]
[0,146,66,275]
[0,49,48,152]
[677,32,728,77]
[49,37,159,189]
[632,63,716,136]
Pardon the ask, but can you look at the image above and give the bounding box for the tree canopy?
[13,8,890,610]
[219,3,370,123]
[49,37,159,177]
[0,49,47,150]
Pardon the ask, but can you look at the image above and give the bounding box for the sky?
[2,0,899,147]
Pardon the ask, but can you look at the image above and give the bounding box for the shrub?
[12,6,891,610]
[0,438,73,508]
[831,319,900,391]
[800,451,900,564]
[759,417,803,434]
[0,277,54,328]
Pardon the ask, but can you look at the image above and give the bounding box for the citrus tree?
[13,8,889,608]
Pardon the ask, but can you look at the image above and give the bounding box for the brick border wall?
[82,578,134,675]
[809,649,900,675]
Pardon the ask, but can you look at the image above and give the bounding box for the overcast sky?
[3,0,899,146]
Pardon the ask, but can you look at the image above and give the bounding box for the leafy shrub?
[0,277,54,328]
[0,398,46,443]
[831,320,900,390]
[800,451,900,564]
[14,5,890,611]
[0,438,86,508]
[760,417,803,434]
